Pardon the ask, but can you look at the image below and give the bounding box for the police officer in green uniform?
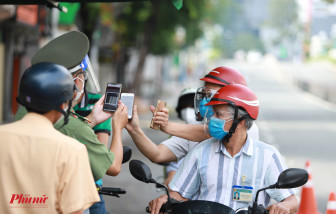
[15,32,128,207]
[73,79,112,214]
[74,91,111,145]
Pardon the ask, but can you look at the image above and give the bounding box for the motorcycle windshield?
[171,200,235,214]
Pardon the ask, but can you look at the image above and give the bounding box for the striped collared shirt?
[169,137,296,210]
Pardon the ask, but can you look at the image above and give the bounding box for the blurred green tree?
[233,33,264,53]
[76,1,232,94]
[204,0,265,58]
[78,3,101,47]
[111,0,208,93]
[266,0,300,48]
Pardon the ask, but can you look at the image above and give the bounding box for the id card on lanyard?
[232,185,253,202]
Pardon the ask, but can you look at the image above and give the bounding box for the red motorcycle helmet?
[200,66,247,86]
[206,84,259,119]
[206,84,259,143]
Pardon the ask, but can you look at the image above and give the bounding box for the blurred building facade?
[0,4,114,123]
[306,0,336,60]
[0,5,42,123]
[228,0,336,61]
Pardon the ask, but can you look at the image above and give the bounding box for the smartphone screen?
[121,93,134,119]
[103,83,122,112]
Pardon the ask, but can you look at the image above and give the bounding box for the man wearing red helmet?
[126,67,259,164]
[152,66,259,143]
[148,84,297,214]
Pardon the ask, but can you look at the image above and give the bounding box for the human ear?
[60,102,69,111]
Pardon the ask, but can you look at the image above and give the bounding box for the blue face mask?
[199,98,214,118]
[208,117,229,140]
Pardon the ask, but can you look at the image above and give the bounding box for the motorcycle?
[129,159,308,214]
[97,145,132,198]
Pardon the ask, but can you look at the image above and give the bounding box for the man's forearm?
[169,191,189,202]
[281,195,298,214]
[163,122,209,142]
[97,132,109,147]
[128,128,176,163]
[86,114,97,128]
[107,128,123,176]
[267,195,298,214]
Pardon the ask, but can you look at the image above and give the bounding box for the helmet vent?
[25,96,31,103]
[63,89,69,96]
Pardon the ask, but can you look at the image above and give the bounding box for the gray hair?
[227,105,254,130]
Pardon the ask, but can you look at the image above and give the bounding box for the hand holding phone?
[103,83,122,112]
[150,100,167,130]
[120,93,135,119]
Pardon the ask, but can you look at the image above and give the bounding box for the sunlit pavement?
[102,111,174,214]
[102,59,336,213]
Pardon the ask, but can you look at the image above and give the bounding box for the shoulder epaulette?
[70,110,92,124]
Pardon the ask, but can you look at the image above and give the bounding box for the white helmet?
[175,87,197,120]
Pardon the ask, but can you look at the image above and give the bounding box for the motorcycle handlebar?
[246,204,269,214]
[146,202,171,213]
[98,187,126,197]
[146,203,270,214]
[146,206,167,213]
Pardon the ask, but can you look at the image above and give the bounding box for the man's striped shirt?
[169,137,296,210]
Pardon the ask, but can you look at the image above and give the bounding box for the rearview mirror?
[255,168,308,203]
[122,146,132,164]
[129,159,174,207]
[129,159,154,183]
[275,168,308,189]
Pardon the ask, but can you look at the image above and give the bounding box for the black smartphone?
[103,83,122,112]
[120,93,135,119]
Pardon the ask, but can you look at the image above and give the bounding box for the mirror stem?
[254,186,270,203]
[155,182,173,208]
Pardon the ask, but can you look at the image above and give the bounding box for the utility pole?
[303,0,313,60]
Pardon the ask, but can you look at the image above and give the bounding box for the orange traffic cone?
[326,192,336,214]
[297,160,321,214]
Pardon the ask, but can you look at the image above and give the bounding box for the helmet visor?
[194,87,217,120]
[70,55,101,93]
[204,106,234,135]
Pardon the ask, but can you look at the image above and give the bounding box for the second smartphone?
[120,93,134,119]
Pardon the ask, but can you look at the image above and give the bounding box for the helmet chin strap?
[222,107,249,143]
[56,99,73,128]
[196,112,203,121]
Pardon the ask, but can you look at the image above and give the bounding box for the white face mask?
[73,77,85,102]
[181,107,197,124]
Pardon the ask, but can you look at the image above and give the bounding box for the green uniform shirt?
[73,92,112,135]
[73,92,112,187]
[14,106,114,181]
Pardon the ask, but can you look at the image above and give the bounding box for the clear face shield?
[203,105,234,137]
[69,55,101,93]
[194,87,217,121]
